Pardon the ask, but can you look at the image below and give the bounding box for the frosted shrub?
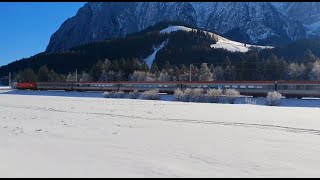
[266,91,282,106]
[128,90,140,99]
[190,88,205,102]
[207,89,223,103]
[180,88,193,102]
[224,89,240,104]
[244,97,257,105]
[140,89,160,100]
[174,88,184,101]
[113,91,126,98]
[103,91,111,98]
[103,91,126,98]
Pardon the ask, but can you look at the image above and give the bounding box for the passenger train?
[16,81,320,98]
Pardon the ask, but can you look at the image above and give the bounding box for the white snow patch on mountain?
[160,26,193,34]
[211,41,250,53]
[305,21,320,36]
[160,26,274,53]
[211,37,274,53]
[144,40,168,69]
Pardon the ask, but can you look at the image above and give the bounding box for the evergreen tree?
[103,59,112,72]
[140,62,149,72]
[172,65,180,81]
[112,60,120,72]
[242,52,260,80]
[198,63,213,81]
[80,71,93,82]
[309,60,320,80]
[66,72,76,82]
[222,56,231,69]
[37,65,50,82]
[190,64,199,81]
[48,69,62,82]
[304,49,318,63]
[151,62,160,74]
[213,66,224,81]
[131,58,141,71]
[163,60,172,71]
[130,71,147,81]
[158,69,170,81]
[17,68,38,82]
[90,60,104,81]
[221,57,234,80]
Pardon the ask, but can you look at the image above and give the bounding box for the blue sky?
[0,2,86,66]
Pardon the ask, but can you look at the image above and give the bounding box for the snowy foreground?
[0,86,10,90]
[1,90,320,177]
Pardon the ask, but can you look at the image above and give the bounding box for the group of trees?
[14,66,65,82]
[6,20,320,83]
[235,52,320,81]
[14,51,320,83]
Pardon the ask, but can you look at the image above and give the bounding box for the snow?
[210,41,249,53]
[211,38,274,53]
[305,21,320,36]
[0,86,10,90]
[270,2,285,10]
[160,26,274,53]
[144,40,168,69]
[160,26,193,34]
[1,90,320,177]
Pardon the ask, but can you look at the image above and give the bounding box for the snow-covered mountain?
[160,26,274,53]
[271,2,320,37]
[46,2,306,52]
[143,26,274,68]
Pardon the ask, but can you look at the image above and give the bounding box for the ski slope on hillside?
[160,26,274,53]
[1,91,320,177]
[144,40,168,68]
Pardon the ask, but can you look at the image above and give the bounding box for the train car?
[277,81,320,98]
[118,81,181,93]
[16,82,38,90]
[37,82,73,91]
[16,81,320,99]
[181,81,277,97]
[73,82,119,92]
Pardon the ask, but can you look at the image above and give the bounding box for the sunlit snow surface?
[0,86,10,90]
[0,89,320,177]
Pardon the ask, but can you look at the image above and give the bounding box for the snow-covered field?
[0,86,10,90]
[1,90,320,177]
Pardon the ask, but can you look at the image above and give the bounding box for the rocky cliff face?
[272,2,320,37]
[46,2,307,52]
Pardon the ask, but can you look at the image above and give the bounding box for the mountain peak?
[46,2,306,52]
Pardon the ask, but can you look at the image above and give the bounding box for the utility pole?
[75,68,78,82]
[8,72,11,89]
[189,64,192,82]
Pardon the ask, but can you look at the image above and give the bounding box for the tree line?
[4,21,320,82]
[14,51,320,83]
